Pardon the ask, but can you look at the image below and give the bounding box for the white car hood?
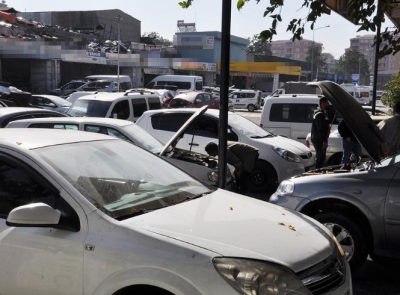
[252,135,311,155]
[122,189,335,273]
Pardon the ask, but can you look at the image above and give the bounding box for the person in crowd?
[311,96,330,168]
[378,101,400,156]
[338,119,361,169]
[205,141,259,195]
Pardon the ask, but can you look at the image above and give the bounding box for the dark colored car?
[169,92,220,109]
[0,107,67,128]
[49,80,87,97]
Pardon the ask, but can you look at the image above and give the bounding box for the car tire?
[247,104,255,112]
[247,161,278,193]
[327,153,343,166]
[313,212,368,273]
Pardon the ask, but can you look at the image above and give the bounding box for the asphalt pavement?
[240,106,400,295]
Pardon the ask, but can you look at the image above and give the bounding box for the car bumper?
[273,160,306,182]
[269,193,308,210]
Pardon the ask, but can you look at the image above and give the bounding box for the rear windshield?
[67,100,112,117]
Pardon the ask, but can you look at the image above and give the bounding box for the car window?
[68,100,112,117]
[111,100,130,120]
[131,98,147,118]
[158,81,191,90]
[84,125,132,142]
[195,81,203,91]
[119,82,131,92]
[151,113,192,132]
[63,82,74,90]
[0,157,57,218]
[33,97,56,107]
[29,123,79,130]
[195,94,204,103]
[188,115,218,138]
[148,97,162,110]
[203,94,211,102]
[269,104,291,122]
[146,82,155,89]
[290,104,319,123]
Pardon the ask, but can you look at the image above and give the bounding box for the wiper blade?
[115,207,158,220]
[173,191,213,205]
[250,135,273,139]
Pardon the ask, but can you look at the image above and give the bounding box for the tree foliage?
[334,48,370,84]
[141,32,173,46]
[247,34,272,55]
[178,0,398,58]
[381,72,400,107]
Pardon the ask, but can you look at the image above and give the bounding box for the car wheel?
[327,153,342,166]
[247,161,278,193]
[247,104,255,112]
[313,212,368,272]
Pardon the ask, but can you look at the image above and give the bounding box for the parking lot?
[239,107,400,295]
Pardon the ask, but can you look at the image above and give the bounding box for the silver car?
[270,81,397,273]
[31,95,72,114]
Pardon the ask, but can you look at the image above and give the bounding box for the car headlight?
[272,146,301,163]
[213,258,311,295]
[276,180,294,195]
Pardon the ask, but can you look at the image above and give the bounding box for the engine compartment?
[164,147,218,168]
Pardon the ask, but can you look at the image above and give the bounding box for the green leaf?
[237,0,245,10]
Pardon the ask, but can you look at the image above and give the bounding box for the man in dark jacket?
[205,141,259,195]
[311,97,330,168]
[338,120,361,169]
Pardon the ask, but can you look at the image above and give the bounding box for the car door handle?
[189,143,199,146]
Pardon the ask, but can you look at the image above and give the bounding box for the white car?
[5,114,234,190]
[0,129,351,295]
[30,94,72,114]
[136,108,315,193]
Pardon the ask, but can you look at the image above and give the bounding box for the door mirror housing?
[6,203,61,227]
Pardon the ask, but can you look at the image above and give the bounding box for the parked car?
[6,110,235,190]
[48,79,86,97]
[31,94,72,114]
[67,90,162,122]
[136,108,315,193]
[169,91,234,112]
[270,81,397,272]
[76,80,119,93]
[229,89,262,112]
[0,107,66,127]
[0,128,352,295]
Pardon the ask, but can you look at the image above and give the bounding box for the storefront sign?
[143,68,173,75]
[217,61,302,76]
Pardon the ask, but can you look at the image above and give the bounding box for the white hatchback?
[136,109,315,192]
[0,129,351,295]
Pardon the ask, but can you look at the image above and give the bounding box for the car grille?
[300,152,313,159]
[298,254,345,295]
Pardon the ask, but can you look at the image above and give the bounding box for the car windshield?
[376,153,400,167]
[34,140,210,220]
[44,96,72,107]
[67,100,112,117]
[122,123,164,153]
[228,113,273,138]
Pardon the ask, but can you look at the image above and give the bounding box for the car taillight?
[260,123,263,128]
[305,140,310,148]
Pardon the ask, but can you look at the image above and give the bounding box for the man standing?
[378,102,400,156]
[311,97,330,168]
[205,141,259,195]
[338,119,361,169]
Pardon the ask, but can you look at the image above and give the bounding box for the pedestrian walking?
[311,97,330,168]
[205,141,259,195]
[377,101,400,156]
[338,119,361,169]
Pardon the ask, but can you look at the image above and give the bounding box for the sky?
[8,0,396,59]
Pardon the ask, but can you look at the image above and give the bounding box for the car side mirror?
[6,203,61,227]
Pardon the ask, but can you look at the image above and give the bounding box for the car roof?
[76,92,158,102]
[32,94,63,99]
[142,108,220,117]
[0,107,62,116]
[0,128,115,150]
[6,117,133,127]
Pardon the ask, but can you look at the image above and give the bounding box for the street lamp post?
[311,25,330,81]
[116,15,122,91]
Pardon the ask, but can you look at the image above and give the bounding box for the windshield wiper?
[115,207,158,220]
[173,191,213,205]
[250,135,274,139]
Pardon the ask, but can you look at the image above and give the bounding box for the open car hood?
[310,81,386,163]
[160,105,208,156]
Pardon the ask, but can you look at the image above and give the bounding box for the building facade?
[271,39,322,61]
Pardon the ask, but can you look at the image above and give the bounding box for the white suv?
[136,108,315,192]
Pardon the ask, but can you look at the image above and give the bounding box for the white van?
[146,75,203,93]
[260,94,340,143]
[85,75,132,91]
[228,89,262,112]
[340,83,372,105]
[67,90,161,122]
